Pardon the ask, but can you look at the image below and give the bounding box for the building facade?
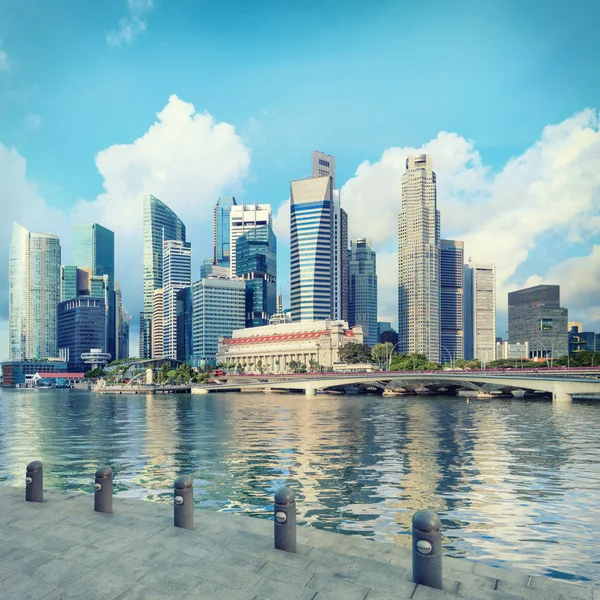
[508,285,568,359]
[57,297,107,373]
[177,277,246,366]
[397,154,440,362]
[217,320,364,374]
[9,223,61,361]
[331,191,349,322]
[236,226,277,327]
[440,239,464,362]
[152,288,164,359]
[162,240,192,359]
[229,203,272,278]
[495,341,530,360]
[214,197,237,268]
[140,194,186,358]
[463,261,496,363]
[1,360,68,387]
[200,258,229,279]
[377,322,399,345]
[348,238,378,347]
[568,323,595,354]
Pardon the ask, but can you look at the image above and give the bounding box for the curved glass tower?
[140,194,186,358]
[9,222,61,360]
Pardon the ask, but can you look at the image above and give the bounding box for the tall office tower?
[440,240,464,362]
[57,298,106,373]
[312,150,336,186]
[162,240,192,359]
[115,283,123,360]
[508,284,568,359]
[236,225,277,327]
[151,288,164,359]
[200,257,229,279]
[348,239,378,347]
[176,278,245,366]
[290,174,333,322]
[331,191,349,322]
[463,261,496,362]
[9,223,61,360]
[229,203,272,278]
[60,266,78,302]
[214,197,237,268]
[72,224,115,359]
[140,194,186,358]
[119,312,131,360]
[397,154,440,362]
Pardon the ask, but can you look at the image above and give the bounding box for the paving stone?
[472,562,530,587]
[364,591,415,600]
[257,559,315,587]
[444,557,475,574]
[199,562,264,591]
[306,573,371,600]
[0,571,61,600]
[413,584,463,599]
[354,569,416,596]
[0,546,55,582]
[251,576,318,600]
[497,580,566,600]
[529,575,593,600]
[458,582,526,599]
[42,569,134,600]
[188,578,257,600]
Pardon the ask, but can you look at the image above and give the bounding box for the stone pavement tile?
[355,569,416,597]
[215,547,269,574]
[365,591,415,600]
[38,569,134,600]
[119,570,203,597]
[0,571,61,600]
[473,563,530,587]
[307,547,359,575]
[0,546,55,582]
[457,582,525,600]
[121,537,178,565]
[32,534,86,558]
[200,562,265,591]
[257,559,315,587]
[96,550,168,583]
[152,548,220,581]
[251,577,318,600]
[228,513,273,536]
[188,579,257,600]
[412,584,462,599]
[225,530,314,567]
[444,557,475,575]
[61,542,124,567]
[8,510,70,531]
[305,573,371,600]
[446,571,498,591]
[529,575,593,600]
[2,523,59,548]
[29,555,94,587]
[497,580,566,600]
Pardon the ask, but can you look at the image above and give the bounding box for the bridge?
[192,371,600,402]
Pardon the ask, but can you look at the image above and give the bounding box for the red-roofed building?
[217,320,364,373]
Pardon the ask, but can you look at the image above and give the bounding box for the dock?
[0,486,595,599]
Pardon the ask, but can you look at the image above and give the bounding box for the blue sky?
[1,0,599,358]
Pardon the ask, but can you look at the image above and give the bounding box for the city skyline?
[1,1,599,359]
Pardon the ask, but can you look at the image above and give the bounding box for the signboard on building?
[540,318,553,331]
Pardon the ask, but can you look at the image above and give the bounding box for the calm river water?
[1,388,599,584]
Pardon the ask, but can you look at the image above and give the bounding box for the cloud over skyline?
[106,0,154,47]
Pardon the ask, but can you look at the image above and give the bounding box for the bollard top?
[26,460,43,472]
[274,486,295,506]
[95,465,113,479]
[412,509,441,533]
[174,475,193,490]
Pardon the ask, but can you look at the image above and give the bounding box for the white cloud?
[24,112,41,132]
[0,40,11,73]
[106,0,153,47]
[0,94,251,360]
[273,198,290,243]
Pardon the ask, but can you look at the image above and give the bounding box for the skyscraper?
[162,240,192,359]
[397,154,440,362]
[214,197,237,268]
[331,191,349,322]
[9,223,61,360]
[115,282,130,360]
[229,203,272,278]
[463,261,496,362]
[236,225,277,327]
[440,239,464,362]
[140,194,186,358]
[348,238,378,347]
[312,150,336,186]
[72,224,116,359]
[152,289,164,359]
[290,175,333,322]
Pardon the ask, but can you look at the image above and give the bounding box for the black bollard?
[412,509,443,589]
[94,466,113,514]
[174,475,194,529]
[274,486,296,553]
[25,461,43,503]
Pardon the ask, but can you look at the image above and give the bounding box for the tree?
[372,343,395,368]
[257,359,264,374]
[338,343,373,365]
[389,353,439,371]
[84,368,104,379]
[308,359,320,372]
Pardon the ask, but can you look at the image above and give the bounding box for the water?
[1,388,599,585]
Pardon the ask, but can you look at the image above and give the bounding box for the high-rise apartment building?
[463,261,496,362]
[115,283,130,360]
[348,238,378,347]
[508,284,568,359]
[9,223,61,360]
[162,240,192,359]
[214,197,237,268]
[236,226,277,327]
[72,224,115,359]
[229,203,272,278]
[290,175,333,322]
[140,194,186,358]
[151,288,164,359]
[397,154,440,362]
[440,240,464,362]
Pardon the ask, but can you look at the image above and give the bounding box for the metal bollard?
[25,461,43,503]
[94,466,113,514]
[174,475,194,529]
[274,486,296,553]
[412,509,443,590]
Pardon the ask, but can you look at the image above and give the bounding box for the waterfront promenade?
[0,486,595,600]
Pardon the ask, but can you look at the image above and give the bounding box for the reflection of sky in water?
[1,389,599,585]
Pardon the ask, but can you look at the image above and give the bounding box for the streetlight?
[532,339,553,368]
[439,344,454,370]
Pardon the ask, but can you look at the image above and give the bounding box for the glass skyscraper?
[236,225,277,327]
[72,224,115,359]
[140,194,186,358]
[9,223,61,360]
[213,197,237,268]
[440,239,464,362]
[349,238,378,347]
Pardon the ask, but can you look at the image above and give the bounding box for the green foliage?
[308,359,320,372]
[372,342,396,367]
[84,368,105,379]
[287,360,307,373]
[555,350,598,367]
[338,343,373,365]
[389,353,440,371]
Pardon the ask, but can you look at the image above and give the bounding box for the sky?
[0,0,599,359]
